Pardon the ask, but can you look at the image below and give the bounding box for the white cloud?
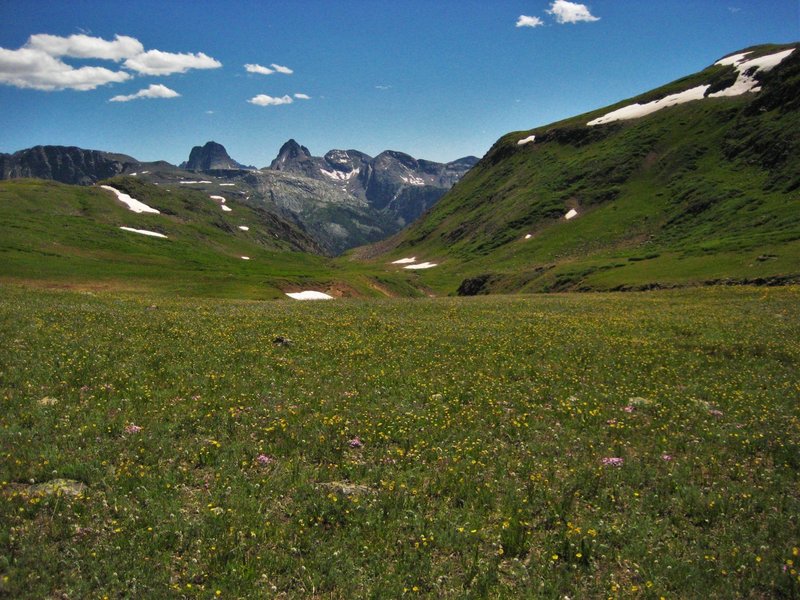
[248,94,294,106]
[123,50,221,75]
[0,33,222,91]
[516,15,544,27]
[375,84,392,90]
[293,93,310,100]
[0,46,131,90]
[546,1,599,23]
[270,63,293,74]
[109,83,180,102]
[245,63,274,75]
[26,33,143,60]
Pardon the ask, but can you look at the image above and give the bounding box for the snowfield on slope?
[588,47,794,126]
[119,226,168,238]
[100,185,160,214]
[286,291,334,300]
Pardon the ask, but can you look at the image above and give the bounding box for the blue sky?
[1,1,797,166]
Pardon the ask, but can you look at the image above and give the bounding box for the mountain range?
[0,140,476,255]
[1,42,798,297]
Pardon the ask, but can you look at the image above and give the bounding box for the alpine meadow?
[1,1,799,598]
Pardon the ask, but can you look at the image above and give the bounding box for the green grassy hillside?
[367,43,800,295]
[0,178,419,299]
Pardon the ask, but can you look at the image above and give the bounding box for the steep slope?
[369,43,800,294]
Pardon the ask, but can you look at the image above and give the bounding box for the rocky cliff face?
[0,146,140,185]
[181,141,250,171]
[266,140,478,223]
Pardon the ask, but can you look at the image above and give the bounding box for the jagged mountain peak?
[271,139,313,170]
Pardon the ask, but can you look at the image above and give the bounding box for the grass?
[1,284,798,598]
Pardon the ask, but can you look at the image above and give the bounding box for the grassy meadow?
[1,285,799,598]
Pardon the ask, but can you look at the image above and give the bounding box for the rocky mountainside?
[181,141,253,171]
[270,139,478,224]
[0,140,477,256]
[370,43,800,294]
[0,146,141,185]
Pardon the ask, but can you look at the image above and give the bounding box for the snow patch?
[221,205,232,212]
[209,195,226,202]
[120,226,168,239]
[179,180,213,184]
[238,225,250,231]
[401,175,425,186]
[100,185,160,214]
[588,85,709,126]
[709,48,795,98]
[219,183,236,186]
[286,291,334,300]
[241,256,250,260]
[524,234,532,239]
[517,134,536,146]
[391,257,417,264]
[320,167,358,181]
[565,209,578,220]
[404,262,438,270]
[130,172,138,176]
[715,51,752,66]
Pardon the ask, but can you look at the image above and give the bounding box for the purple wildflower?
[348,437,363,449]
[124,424,142,434]
[623,405,635,413]
[256,454,274,466]
[709,409,723,417]
[661,453,673,462]
[601,457,624,467]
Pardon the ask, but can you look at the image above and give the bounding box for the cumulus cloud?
[0,46,131,90]
[0,32,222,91]
[293,93,311,100]
[27,33,143,60]
[248,94,294,106]
[109,83,180,102]
[124,50,221,75]
[245,63,274,75]
[270,63,293,74]
[546,0,599,23]
[516,15,544,27]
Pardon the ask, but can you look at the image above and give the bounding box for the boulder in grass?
[25,479,86,497]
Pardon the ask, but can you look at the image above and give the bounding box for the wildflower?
[256,454,274,466]
[623,405,634,413]
[124,424,142,434]
[601,457,624,467]
[661,453,673,461]
[348,437,363,448]
[709,409,723,417]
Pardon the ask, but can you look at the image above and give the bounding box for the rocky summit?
[181,141,252,171]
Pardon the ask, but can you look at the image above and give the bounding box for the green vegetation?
[0,178,418,299]
[372,43,800,295]
[1,285,798,597]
